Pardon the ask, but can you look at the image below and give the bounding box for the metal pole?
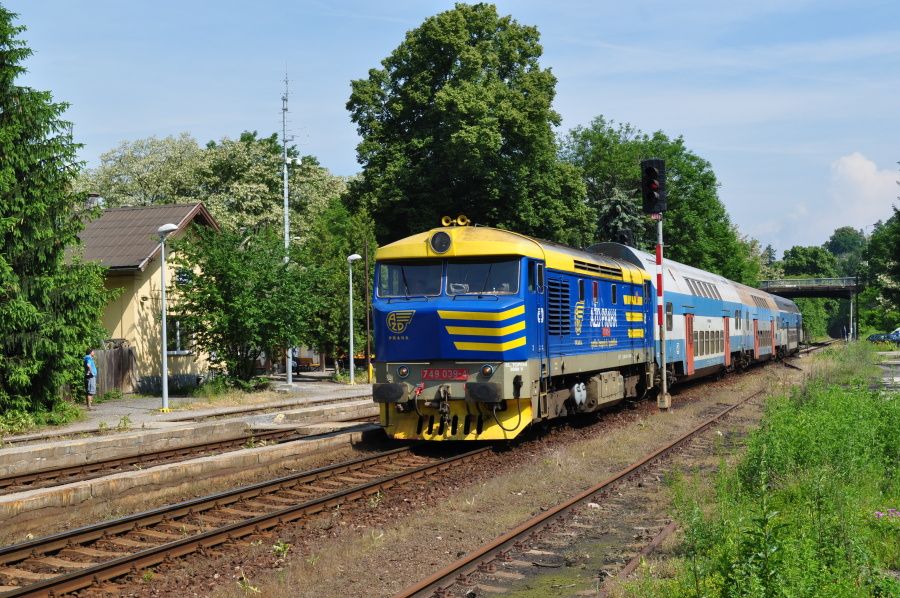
[282,75,292,385]
[655,216,671,409]
[364,240,372,383]
[349,262,355,385]
[160,238,169,411]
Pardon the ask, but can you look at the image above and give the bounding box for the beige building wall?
[101,253,209,393]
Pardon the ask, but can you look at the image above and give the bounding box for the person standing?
[83,348,97,410]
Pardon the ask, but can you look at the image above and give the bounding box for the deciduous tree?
[346,3,592,245]
[170,226,305,381]
[562,116,756,284]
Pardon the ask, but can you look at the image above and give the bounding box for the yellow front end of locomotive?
[379,398,533,441]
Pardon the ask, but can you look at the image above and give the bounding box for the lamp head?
[347,253,362,263]
[157,223,178,239]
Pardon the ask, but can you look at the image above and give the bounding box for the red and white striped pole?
[654,214,671,409]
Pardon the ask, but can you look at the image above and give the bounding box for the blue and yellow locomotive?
[372,220,801,441]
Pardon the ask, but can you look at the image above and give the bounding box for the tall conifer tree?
[0,7,109,412]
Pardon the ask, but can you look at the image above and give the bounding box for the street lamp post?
[157,223,178,412]
[347,253,362,384]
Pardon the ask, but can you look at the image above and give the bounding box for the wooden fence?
[94,343,137,395]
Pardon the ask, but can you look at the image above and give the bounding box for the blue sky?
[6,0,899,254]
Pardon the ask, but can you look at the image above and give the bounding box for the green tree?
[823,225,866,277]
[858,210,900,331]
[297,198,377,371]
[170,226,305,381]
[592,186,644,245]
[782,245,840,338]
[562,116,756,283]
[0,7,111,413]
[782,246,837,277]
[346,2,592,246]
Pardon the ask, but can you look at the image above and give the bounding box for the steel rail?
[395,390,767,598]
[1,446,492,597]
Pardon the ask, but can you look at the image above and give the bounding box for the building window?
[166,318,193,355]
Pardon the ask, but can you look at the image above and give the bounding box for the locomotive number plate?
[421,368,469,381]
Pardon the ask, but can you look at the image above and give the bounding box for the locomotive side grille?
[574,259,622,278]
[547,278,571,336]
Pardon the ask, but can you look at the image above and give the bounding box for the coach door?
[684,313,695,375]
[723,316,731,367]
[771,318,776,356]
[753,319,760,359]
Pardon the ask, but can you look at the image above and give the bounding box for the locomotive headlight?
[480,364,494,378]
[430,231,452,254]
[397,366,410,378]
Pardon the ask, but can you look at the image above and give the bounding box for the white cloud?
[828,153,897,222]
[746,153,897,251]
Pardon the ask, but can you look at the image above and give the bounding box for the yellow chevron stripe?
[446,320,526,337]
[453,336,527,352]
[628,328,645,338]
[625,312,644,322]
[438,305,525,321]
[623,295,644,306]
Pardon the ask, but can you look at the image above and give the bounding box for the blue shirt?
[84,354,97,377]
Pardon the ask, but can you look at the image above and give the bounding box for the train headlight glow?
[480,364,494,377]
[397,366,410,378]
[430,231,452,254]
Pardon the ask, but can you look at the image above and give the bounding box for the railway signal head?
[641,158,667,214]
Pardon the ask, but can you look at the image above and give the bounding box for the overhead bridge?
[758,277,860,299]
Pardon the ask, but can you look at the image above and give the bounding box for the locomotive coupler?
[431,384,451,429]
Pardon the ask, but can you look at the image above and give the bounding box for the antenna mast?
[282,73,293,385]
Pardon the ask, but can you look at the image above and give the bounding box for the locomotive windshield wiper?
[400,265,412,298]
[479,262,494,295]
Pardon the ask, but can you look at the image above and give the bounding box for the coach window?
[666,302,673,331]
[693,331,699,356]
[611,284,617,304]
[578,279,585,302]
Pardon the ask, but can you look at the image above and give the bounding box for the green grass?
[630,342,900,597]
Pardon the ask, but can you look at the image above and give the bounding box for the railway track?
[395,391,765,597]
[0,445,493,597]
[395,342,833,597]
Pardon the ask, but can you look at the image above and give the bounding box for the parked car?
[868,333,888,342]
[887,331,900,345]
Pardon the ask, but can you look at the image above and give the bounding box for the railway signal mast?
[641,158,671,410]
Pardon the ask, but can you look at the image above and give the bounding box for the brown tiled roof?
[79,203,219,270]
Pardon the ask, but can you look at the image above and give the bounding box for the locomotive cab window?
[378,261,442,297]
[447,259,520,295]
[592,281,599,303]
[529,261,546,293]
[611,284,617,304]
[578,279,585,302]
